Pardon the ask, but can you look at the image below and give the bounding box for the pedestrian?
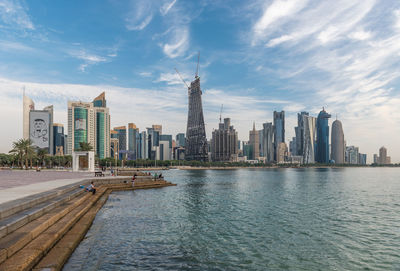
[86,181,96,195]
[132,174,136,188]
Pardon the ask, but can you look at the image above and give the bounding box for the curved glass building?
[331,119,345,164]
[316,108,331,164]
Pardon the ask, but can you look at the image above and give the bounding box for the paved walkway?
[0,170,93,205]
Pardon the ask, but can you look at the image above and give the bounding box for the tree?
[37,148,47,167]
[76,142,93,152]
[9,139,35,169]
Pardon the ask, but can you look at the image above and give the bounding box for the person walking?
[132,174,136,188]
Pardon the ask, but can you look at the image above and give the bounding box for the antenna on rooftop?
[219,104,223,123]
[195,51,200,78]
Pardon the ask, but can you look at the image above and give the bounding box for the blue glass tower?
[316,108,331,163]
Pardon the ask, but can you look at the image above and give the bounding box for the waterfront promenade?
[0,170,175,270]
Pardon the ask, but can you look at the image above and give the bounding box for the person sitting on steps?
[86,181,96,195]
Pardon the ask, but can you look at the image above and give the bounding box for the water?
[64,168,400,270]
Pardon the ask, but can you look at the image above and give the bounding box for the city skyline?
[1,1,400,163]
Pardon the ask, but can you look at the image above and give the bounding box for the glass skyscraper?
[273,111,285,161]
[316,108,331,163]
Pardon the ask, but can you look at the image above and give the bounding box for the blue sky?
[0,0,400,162]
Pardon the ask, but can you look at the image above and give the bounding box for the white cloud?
[162,27,189,58]
[139,72,152,77]
[125,0,153,31]
[266,35,293,47]
[160,0,177,16]
[348,30,372,41]
[69,50,108,72]
[0,40,35,51]
[155,72,190,85]
[0,0,34,30]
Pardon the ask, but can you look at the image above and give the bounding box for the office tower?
[277,142,288,163]
[23,91,35,140]
[345,146,359,164]
[211,118,238,162]
[137,131,148,159]
[64,135,69,155]
[262,122,274,163]
[29,105,53,154]
[242,141,252,160]
[259,130,264,157]
[303,115,316,164]
[110,137,119,161]
[146,127,160,160]
[160,134,173,160]
[316,108,331,163]
[294,112,309,156]
[378,146,391,164]
[113,126,126,160]
[273,111,285,160]
[152,125,162,134]
[53,123,65,156]
[331,119,345,164]
[67,92,110,158]
[358,153,367,165]
[249,123,259,160]
[289,137,296,155]
[128,123,138,160]
[373,154,378,164]
[176,133,185,147]
[185,73,208,161]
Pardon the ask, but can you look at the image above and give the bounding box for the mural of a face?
[32,119,48,139]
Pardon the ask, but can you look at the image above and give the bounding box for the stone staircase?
[0,176,175,271]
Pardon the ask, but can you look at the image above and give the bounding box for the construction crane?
[219,104,223,123]
[195,51,200,78]
[174,68,189,88]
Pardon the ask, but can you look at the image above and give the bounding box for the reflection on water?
[64,168,400,271]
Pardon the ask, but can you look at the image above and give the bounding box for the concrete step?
[0,187,106,271]
[0,188,84,239]
[33,190,112,271]
[0,190,95,266]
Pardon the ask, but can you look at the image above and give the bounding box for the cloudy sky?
[0,0,399,162]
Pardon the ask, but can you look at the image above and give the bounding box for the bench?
[94,171,104,177]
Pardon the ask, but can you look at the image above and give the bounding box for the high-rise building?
[331,119,345,164]
[128,123,138,160]
[358,153,367,165]
[147,127,160,160]
[277,142,288,163]
[67,92,110,158]
[273,111,285,160]
[294,112,309,156]
[258,130,264,157]
[345,146,359,164]
[53,123,65,156]
[176,133,185,148]
[262,122,274,163]
[29,108,53,154]
[303,115,316,164]
[316,108,331,163]
[211,118,238,162]
[23,91,35,140]
[160,134,172,161]
[152,125,162,134]
[113,126,126,160]
[378,146,391,165]
[185,73,208,161]
[242,141,252,160]
[110,137,119,161]
[249,123,259,160]
[137,131,148,159]
[373,154,378,164]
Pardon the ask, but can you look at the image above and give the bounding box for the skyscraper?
[262,122,274,163]
[316,108,331,163]
[185,73,208,161]
[294,112,309,156]
[23,91,35,140]
[249,122,259,160]
[176,133,185,147]
[67,92,110,158]
[211,118,238,162]
[273,111,285,160]
[128,123,138,160]
[113,126,126,160]
[303,115,316,164]
[345,146,359,164]
[378,146,391,164]
[331,119,345,164]
[53,123,65,156]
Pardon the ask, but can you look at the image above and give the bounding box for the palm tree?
[76,142,93,151]
[9,139,35,169]
[37,148,47,167]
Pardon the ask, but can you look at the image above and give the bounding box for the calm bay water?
[64,168,400,270]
